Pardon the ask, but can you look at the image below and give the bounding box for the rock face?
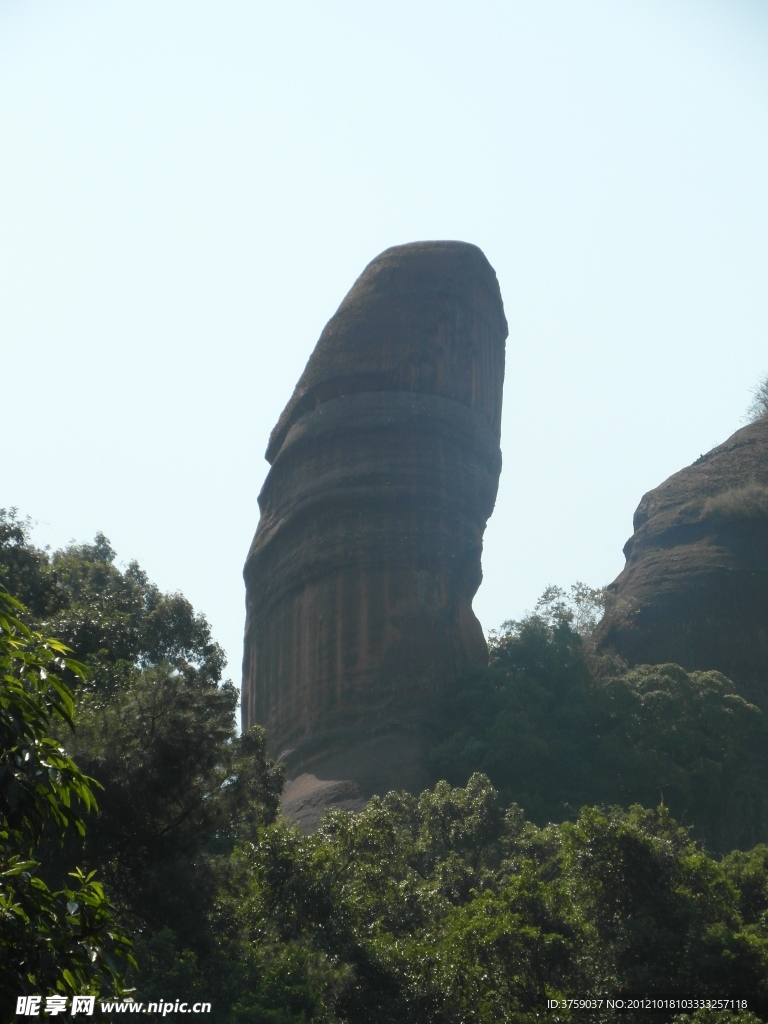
[242,241,507,825]
[596,417,768,708]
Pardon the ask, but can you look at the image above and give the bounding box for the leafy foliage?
[0,514,285,1013]
[0,509,224,697]
[5,518,768,1020]
[703,483,768,523]
[225,779,768,1022]
[746,375,768,423]
[430,590,768,852]
[70,675,282,946]
[0,590,133,1006]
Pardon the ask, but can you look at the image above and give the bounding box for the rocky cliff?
[596,417,768,709]
[242,241,507,827]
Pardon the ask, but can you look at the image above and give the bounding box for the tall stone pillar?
[242,241,507,823]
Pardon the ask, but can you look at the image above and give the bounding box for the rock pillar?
[242,241,507,818]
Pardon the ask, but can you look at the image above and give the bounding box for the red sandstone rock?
[595,417,768,709]
[242,241,507,823]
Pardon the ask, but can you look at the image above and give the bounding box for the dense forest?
[2,507,768,1023]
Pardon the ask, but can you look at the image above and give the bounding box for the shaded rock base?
[280,729,435,833]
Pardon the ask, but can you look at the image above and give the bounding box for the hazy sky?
[3,0,768,694]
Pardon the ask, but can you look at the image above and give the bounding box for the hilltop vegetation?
[2,510,768,1022]
[747,374,768,424]
[429,586,768,853]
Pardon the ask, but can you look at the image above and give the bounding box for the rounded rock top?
[266,240,508,463]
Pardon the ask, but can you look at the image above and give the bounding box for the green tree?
[0,590,133,1009]
[746,375,768,423]
[70,673,282,946]
[722,845,768,934]
[7,516,768,1021]
[0,510,224,697]
[229,778,768,1023]
[430,598,768,852]
[0,513,283,935]
[556,805,767,1000]
[1,515,288,1015]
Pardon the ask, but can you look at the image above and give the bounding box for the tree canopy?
[3,516,768,1022]
[429,587,768,853]
[0,589,132,1011]
[746,375,768,423]
[225,778,768,1022]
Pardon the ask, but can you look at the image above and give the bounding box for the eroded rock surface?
[242,241,507,825]
[596,417,768,708]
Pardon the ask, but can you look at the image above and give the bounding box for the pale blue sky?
[3,0,768,689]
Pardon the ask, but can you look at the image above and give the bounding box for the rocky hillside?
[596,417,768,710]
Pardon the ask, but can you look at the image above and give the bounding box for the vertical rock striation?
[242,241,507,819]
[595,417,768,709]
